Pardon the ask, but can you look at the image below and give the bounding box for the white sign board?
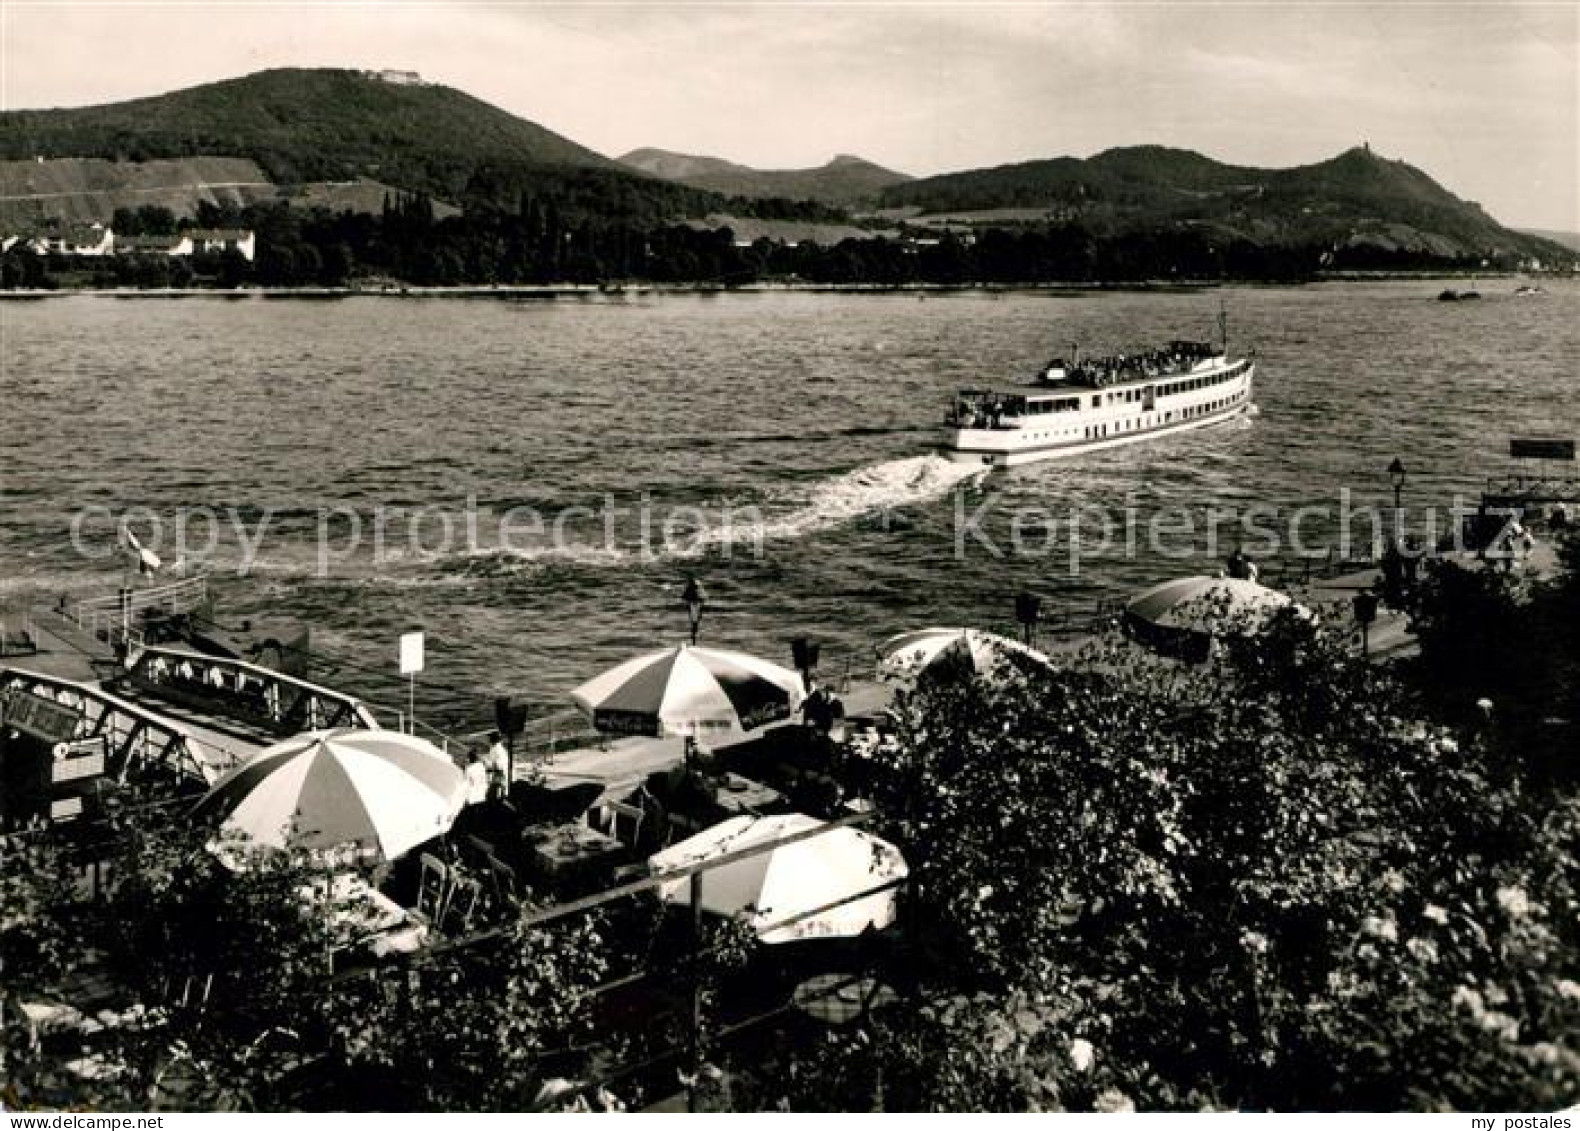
[399,631,425,676]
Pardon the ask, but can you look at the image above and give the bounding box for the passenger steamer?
[943,310,1255,467]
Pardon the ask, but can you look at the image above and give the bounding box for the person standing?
[483,731,511,802]
[1226,546,1252,581]
[464,749,490,806]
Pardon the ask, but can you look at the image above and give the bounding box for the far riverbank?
[0,270,1560,300]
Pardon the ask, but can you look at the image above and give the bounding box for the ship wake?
[423,453,987,577]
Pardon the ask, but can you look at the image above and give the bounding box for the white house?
[169,229,256,262]
[28,222,116,256]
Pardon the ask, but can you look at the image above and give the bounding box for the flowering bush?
[792,597,1580,1110]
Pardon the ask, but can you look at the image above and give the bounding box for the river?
[2,281,1575,725]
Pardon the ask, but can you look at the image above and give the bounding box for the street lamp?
[1014,590,1043,647]
[493,696,530,796]
[681,577,706,646]
[1387,457,1406,547]
[790,636,821,692]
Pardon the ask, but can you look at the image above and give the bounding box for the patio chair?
[588,798,644,846]
[483,854,518,903]
[445,876,482,934]
[416,852,450,924]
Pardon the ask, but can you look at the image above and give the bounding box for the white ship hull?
[944,358,1255,469]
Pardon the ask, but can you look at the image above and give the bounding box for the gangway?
[117,644,381,739]
[0,667,244,791]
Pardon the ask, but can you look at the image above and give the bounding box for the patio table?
[532,822,624,877]
[711,772,785,816]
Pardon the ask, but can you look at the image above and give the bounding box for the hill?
[878,144,1567,262]
[0,68,719,220]
[1521,229,1580,254]
[0,157,453,227]
[619,148,910,206]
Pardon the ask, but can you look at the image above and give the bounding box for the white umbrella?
[876,626,1050,683]
[649,813,908,943]
[1124,575,1309,661]
[193,728,465,862]
[570,644,804,741]
[1124,575,1300,635]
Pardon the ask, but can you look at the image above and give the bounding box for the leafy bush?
[755,601,1580,1110]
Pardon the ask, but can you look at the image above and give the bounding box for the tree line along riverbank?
[7,191,1569,293]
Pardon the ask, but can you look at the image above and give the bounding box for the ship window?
[1091,396,1100,408]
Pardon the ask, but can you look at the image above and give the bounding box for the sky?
[2,1,1576,230]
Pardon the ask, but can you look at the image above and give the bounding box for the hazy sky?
[3,1,1576,229]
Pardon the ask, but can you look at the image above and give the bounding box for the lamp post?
[1014,590,1043,648]
[493,696,529,796]
[678,578,708,778]
[681,577,706,646]
[790,636,821,693]
[1352,591,1378,660]
[1387,457,1406,548]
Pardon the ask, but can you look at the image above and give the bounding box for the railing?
[406,714,462,756]
[69,575,208,645]
[120,645,380,738]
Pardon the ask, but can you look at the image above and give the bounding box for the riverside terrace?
[0,516,1569,1111]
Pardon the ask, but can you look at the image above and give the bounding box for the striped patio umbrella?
[569,645,804,741]
[649,813,908,943]
[876,627,1050,683]
[193,728,465,862]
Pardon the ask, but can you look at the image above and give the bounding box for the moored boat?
[942,310,1255,468]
